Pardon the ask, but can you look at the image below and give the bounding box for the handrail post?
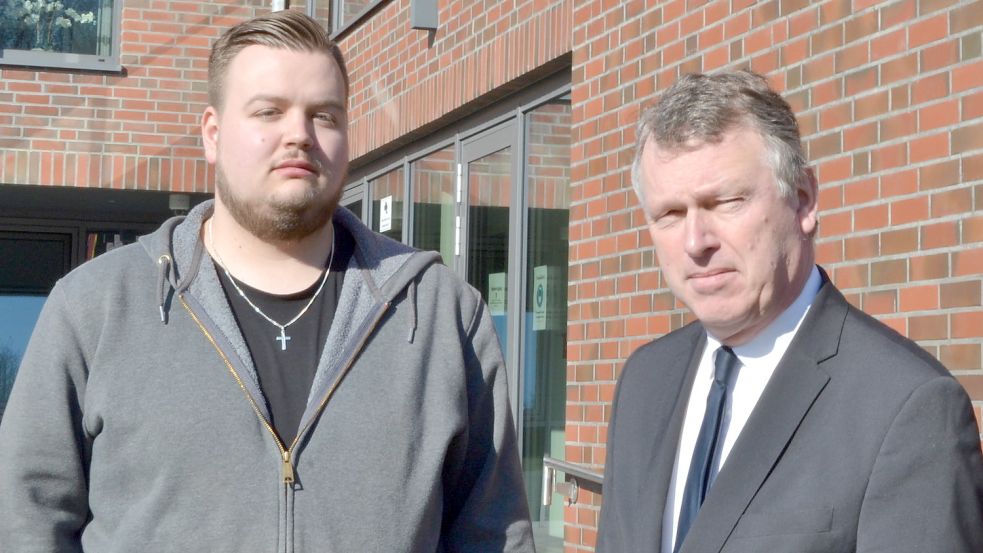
[541,456,603,506]
[542,463,555,506]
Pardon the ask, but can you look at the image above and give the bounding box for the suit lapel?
[645,329,707,548]
[679,275,847,553]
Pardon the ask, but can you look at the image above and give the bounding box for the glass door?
[461,123,517,360]
[459,107,570,552]
[521,98,571,553]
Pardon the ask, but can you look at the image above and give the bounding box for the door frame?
[459,119,524,429]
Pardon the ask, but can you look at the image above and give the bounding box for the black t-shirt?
[217,224,354,447]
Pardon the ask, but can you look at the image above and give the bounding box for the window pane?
[344,198,363,222]
[467,147,511,353]
[0,295,45,420]
[0,231,72,294]
[335,0,376,29]
[522,98,571,553]
[0,230,71,421]
[411,146,455,261]
[370,167,404,241]
[0,0,114,56]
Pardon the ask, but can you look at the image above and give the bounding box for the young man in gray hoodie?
[0,10,535,553]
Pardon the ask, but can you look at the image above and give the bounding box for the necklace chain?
[207,218,335,350]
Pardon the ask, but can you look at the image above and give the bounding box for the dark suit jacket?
[597,273,983,553]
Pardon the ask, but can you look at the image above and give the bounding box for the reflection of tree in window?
[0,0,107,55]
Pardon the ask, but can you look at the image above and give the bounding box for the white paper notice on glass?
[487,272,507,315]
[379,195,392,233]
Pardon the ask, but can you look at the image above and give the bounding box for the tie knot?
[714,346,739,385]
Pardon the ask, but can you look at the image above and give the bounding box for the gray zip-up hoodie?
[0,201,535,553]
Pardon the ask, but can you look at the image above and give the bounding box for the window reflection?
[0,296,46,419]
[522,98,571,552]
[370,168,404,241]
[467,147,512,353]
[411,146,456,262]
[0,0,114,56]
[335,0,376,29]
[0,231,71,420]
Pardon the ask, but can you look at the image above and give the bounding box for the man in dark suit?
[596,70,983,553]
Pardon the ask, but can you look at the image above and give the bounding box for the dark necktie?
[674,346,740,552]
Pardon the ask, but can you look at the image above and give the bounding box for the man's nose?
[683,210,719,257]
[284,112,314,150]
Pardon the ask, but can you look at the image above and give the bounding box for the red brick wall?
[567,0,983,551]
[0,0,270,193]
[339,0,572,160]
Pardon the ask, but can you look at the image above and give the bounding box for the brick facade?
[568,1,983,551]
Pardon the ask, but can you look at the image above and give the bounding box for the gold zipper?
[285,302,391,454]
[179,295,292,481]
[181,294,392,485]
[281,450,294,483]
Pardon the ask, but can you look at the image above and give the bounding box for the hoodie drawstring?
[156,231,206,324]
[157,254,173,323]
[406,277,418,344]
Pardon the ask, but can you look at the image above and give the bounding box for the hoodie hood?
[139,200,441,322]
[138,199,442,420]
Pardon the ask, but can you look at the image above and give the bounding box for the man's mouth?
[273,159,318,177]
[688,268,732,280]
[277,159,316,171]
[686,268,735,291]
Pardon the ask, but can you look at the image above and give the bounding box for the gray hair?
[208,10,349,110]
[631,70,807,201]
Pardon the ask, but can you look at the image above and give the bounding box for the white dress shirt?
[660,267,822,553]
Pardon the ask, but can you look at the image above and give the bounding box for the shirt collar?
[706,266,822,364]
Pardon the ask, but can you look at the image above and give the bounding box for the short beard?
[215,164,340,242]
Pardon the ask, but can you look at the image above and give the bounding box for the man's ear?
[797,166,819,237]
[202,106,220,164]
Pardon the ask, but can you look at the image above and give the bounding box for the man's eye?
[652,209,683,226]
[255,109,279,119]
[314,113,337,125]
[716,197,744,210]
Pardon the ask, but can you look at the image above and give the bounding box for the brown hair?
[207,10,349,110]
[632,70,807,201]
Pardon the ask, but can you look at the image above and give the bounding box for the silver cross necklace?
[207,218,335,351]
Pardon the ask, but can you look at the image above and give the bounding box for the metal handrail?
[542,456,603,506]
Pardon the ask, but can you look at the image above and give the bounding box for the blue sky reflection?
[0,295,47,359]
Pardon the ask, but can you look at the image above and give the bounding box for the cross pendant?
[276,329,291,351]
